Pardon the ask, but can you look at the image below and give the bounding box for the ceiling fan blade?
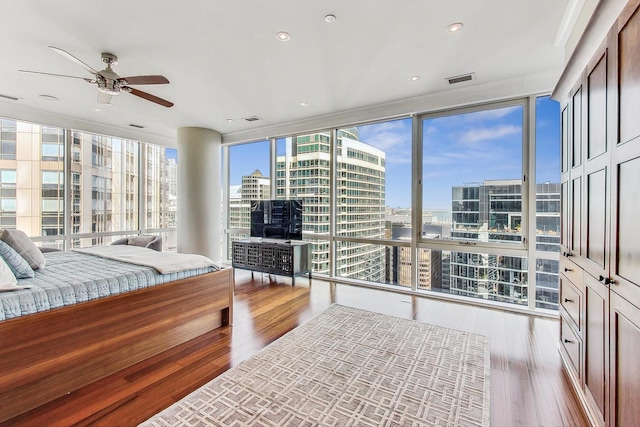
[49,46,99,75]
[118,75,169,85]
[125,87,174,108]
[97,92,112,104]
[19,69,93,82]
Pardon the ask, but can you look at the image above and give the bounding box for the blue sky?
[229,96,560,209]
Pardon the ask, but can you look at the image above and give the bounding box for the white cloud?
[460,124,521,144]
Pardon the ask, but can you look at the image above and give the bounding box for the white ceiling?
[0,0,577,145]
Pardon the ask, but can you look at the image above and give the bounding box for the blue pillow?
[0,240,35,279]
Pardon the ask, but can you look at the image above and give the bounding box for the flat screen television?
[250,199,303,240]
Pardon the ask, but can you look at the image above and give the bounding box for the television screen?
[250,199,303,240]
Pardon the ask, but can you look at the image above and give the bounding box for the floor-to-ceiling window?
[535,95,561,309]
[275,132,332,273]
[226,140,271,258]
[419,101,529,307]
[223,94,561,313]
[0,116,178,251]
[144,145,178,251]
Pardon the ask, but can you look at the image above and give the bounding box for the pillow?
[0,229,46,270]
[0,255,18,291]
[0,240,34,278]
[128,235,156,247]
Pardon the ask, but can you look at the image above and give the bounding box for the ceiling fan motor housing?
[101,52,118,65]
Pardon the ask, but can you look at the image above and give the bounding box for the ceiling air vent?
[446,73,474,85]
[243,116,262,122]
[128,123,146,129]
[0,93,20,101]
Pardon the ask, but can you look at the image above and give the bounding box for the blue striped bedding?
[0,250,218,321]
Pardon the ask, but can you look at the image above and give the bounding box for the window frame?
[415,97,530,255]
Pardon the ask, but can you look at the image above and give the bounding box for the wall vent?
[243,116,262,122]
[128,123,146,129]
[446,73,474,85]
[0,93,20,101]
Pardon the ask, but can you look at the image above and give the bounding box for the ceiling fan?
[19,46,174,108]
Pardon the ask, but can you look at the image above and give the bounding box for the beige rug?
[140,304,490,426]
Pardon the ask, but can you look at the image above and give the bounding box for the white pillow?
[0,255,19,292]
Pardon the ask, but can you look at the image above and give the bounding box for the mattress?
[0,250,218,321]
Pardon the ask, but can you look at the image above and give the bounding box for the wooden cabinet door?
[584,274,609,426]
[609,292,640,427]
[561,105,571,253]
[583,49,611,283]
[568,84,587,266]
[610,3,640,305]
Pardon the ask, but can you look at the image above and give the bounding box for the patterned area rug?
[140,304,490,426]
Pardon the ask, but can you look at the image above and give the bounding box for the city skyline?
[229,97,560,209]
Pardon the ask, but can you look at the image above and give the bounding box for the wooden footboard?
[0,268,233,422]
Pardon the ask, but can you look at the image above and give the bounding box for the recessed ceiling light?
[39,94,59,102]
[276,31,291,41]
[324,14,336,23]
[226,118,234,123]
[298,101,308,107]
[445,23,463,33]
[93,107,102,112]
[409,76,421,81]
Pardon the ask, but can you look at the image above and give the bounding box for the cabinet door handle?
[598,275,615,285]
[564,267,573,272]
[564,339,573,344]
[564,298,573,303]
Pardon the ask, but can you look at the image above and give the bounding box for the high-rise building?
[227,170,271,256]
[449,180,560,308]
[275,129,386,281]
[228,170,270,228]
[388,223,443,290]
[0,118,177,249]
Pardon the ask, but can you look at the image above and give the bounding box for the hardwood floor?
[7,271,589,426]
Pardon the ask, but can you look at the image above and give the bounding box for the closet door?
[609,292,640,427]
[609,4,640,424]
[610,2,640,306]
[583,48,611,284]
[567,83,586,270]
[560,105,571,254]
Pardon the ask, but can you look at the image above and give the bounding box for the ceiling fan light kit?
[19,46,174,108]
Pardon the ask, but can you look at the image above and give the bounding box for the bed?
[0,248,234,422]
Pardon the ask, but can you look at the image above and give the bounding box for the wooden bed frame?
[0,267,234,422]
